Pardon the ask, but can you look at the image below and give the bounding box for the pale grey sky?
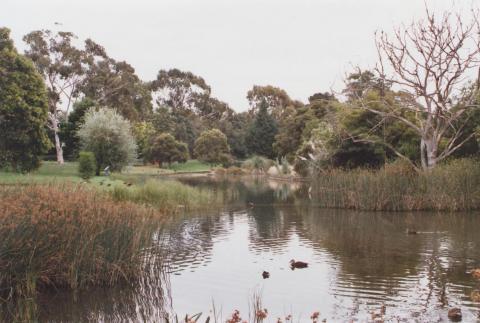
[1,0,469,111]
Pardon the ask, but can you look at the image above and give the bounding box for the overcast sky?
[1,0,471,111]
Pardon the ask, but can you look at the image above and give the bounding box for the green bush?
[78,151,96,179]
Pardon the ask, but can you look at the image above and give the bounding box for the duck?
[290,259,308,269]
[248,202,255,208]
[262,271,270,279]
[406,229,418,235]
[447,308,462,321]
[472,268,480,279]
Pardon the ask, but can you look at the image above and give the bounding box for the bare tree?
[357,7,480,170]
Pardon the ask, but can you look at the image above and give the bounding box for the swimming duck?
[447,308,462,321]
[290,259,308,269]
[406,229,417,235]
[262,271,270,279]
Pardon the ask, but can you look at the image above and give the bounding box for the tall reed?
[0,184,161,300]
[312,159,480,211]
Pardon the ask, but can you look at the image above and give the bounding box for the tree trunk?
[420,137,437,171]
[54,129,64,164]
[49,113,64,164]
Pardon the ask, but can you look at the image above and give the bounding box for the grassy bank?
[0,161,123,188]
[111,179,220,211]
[312,159,480,211]
[123,160,215,176]
[0,185,161,299]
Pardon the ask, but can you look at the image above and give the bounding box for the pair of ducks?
[262,259,308,279]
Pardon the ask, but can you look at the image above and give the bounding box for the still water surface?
[38,176,480,322]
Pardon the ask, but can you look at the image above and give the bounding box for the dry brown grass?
[0,184,162,299]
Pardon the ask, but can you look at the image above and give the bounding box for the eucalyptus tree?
[80,58,152,121]
[151,68,211,114]
[247,85,303,120]
[23,30,106,163]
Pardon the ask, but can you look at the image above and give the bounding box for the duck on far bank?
[290,259,308,270]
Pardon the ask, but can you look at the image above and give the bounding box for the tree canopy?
[194,129,231,165]
[145,133,189,167]
[0,27,50,172]
[246,100,278,159]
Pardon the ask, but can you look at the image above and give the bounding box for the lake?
[35,176,480,322]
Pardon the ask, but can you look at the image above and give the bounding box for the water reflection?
[5,175,480,322]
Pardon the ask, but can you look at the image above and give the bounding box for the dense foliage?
[194,129,231,166]
[246,100,278,159]
[145,133,189,167]
[0,28,50,172]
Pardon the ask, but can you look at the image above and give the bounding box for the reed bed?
[111,179,220,211]
[0,184,162,301]
[312,159,480,211]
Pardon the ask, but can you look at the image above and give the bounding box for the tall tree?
[274,92,337,160]
[247,85,302,120]
[246,100,278,158]
[59,97,95,160]
[80,58,152,120]
[151,68,211,114]
[342,70,388,101]
[23,30,105,164]
[0,28,50,172]
[362,8,480,170]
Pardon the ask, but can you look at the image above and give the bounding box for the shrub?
[194,129,231,165]
[144,133,189,167]
[77,107,137,175]
[78,151,96,179]
[242,156,274,173]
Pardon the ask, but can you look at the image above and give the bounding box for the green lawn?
[0,160,214,186]
[0,161,122,188]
